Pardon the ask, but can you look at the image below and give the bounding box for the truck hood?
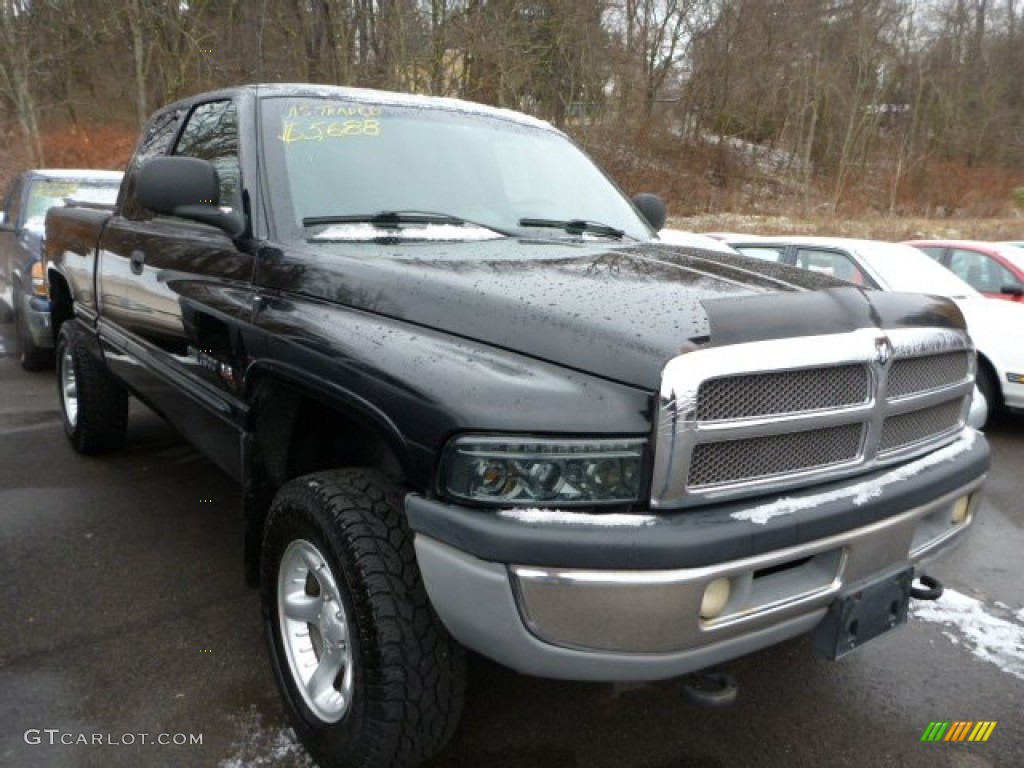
[256,238,961,390]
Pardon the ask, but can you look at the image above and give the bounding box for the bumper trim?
[414,535,826,681]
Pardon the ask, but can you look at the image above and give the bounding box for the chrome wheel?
[277,539,354,723]
[60,345,79,428]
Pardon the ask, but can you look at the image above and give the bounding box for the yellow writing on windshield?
[287,104,381,118]
[279,118,381,143]
[35,182,81,197]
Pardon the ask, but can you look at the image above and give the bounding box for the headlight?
[442,436,646,506]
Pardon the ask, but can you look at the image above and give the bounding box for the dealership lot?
[1,324,1021,768]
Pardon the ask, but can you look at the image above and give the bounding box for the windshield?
[260,96,652,242]
[861,243,981,298]
[24,179,120,232]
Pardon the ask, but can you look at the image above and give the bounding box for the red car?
[906,240,1024,302]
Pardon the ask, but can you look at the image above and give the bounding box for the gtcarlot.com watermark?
[24,729,203,746]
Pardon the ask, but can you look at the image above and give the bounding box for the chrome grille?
[888,352,970,398]
[696,365,869,421]
[652,327,975,509]
[880,400,964,453]
[688,424,863,487]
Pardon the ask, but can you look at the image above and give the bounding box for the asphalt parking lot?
[1,322,1021,768]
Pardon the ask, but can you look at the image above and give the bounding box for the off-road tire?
[56,322,129,453]
[261,469,466,768]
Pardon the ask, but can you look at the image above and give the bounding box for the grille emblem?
[874,336,893,367]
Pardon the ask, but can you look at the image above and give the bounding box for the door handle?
[130,250,145,275]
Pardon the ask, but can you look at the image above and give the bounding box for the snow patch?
[911,589,1024,682]
[731,430,976,525]
[310,222,504,242]
[219,706,316,768]
[499,507,657,526]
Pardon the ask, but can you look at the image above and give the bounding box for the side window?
[121,108,186,220]
[949,249,997,292]
[735,245,786,262]
[173,100,240,210]
[917,246,945,262]
[992,261,1020,289]
[794,248,867,285]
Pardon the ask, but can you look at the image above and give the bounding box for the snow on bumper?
[411,431,987,681]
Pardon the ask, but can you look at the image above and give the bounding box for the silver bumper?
[19,292,53,348]
[415,476,983,681]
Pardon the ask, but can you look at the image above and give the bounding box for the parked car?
[0,169,122,368]
[720,235,1020,424]
[658,229,740,253]
[45,86,989,768]
[906,239,1024,303]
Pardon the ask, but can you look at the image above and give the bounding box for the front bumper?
[1002,374,1024,412]
[19,292,53,348]
[409,430,988,681]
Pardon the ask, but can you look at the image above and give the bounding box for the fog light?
[951,495,971,524]
[700,577,731,620]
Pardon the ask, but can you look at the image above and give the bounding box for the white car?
[658,229,740,253]
[721,235,1021,424]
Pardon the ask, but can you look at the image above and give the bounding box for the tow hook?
[682,670,738,707]
[910,572,944,601]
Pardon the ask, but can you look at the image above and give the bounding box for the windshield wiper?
[302,210,512,236]
[518,217,628,240]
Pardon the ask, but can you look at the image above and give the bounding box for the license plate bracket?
[812,567,913,660]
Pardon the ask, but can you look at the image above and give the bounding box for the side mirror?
[136,156,245,238]
[632,193,666,232]
[1000,283,1024,297]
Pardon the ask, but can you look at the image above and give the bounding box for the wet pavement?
[0,321,1021,767]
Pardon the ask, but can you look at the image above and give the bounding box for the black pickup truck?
[45,84,990,768]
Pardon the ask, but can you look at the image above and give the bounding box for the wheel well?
[977,353,1002,409]
[242,378,409,586]
[48,272,73,336]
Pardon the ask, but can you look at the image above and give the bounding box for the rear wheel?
[56,322,129,453]
[261,469,465,768]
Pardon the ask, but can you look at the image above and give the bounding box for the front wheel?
[976,362,999,429]
[261,469,465,768]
